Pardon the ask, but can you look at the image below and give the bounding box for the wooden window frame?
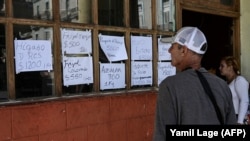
[2,0,173,101]
[1,0,240,102]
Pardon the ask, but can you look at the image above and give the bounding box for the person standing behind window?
[219,56,249,124]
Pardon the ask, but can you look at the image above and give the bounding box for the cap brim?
[160,37,173,43]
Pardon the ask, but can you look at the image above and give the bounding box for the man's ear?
[182,46,189,54]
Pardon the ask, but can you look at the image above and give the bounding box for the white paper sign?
[131,36,152,60]
[14,40,53,73]
[100,63,125,90]
[131,61,152,86]
[158,62,176,85]
[63,56,93,86]
[61,29,92,54]
[158,38,172,61]
[99,34,128,62]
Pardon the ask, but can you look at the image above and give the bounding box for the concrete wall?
[240,0,250,81]
[0,92,156,141]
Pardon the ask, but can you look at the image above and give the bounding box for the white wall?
[240,0,250,81]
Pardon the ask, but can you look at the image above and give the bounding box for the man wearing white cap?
[153,27,236,141]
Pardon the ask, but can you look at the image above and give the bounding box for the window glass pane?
[0,24,7,100]
[130,33,153,88]
[14,25,54,99]
[63,84,93,95]
[0,0,5,16]
[98,0,124,27]
[60,0,92,23]
[98,31,126,91]
[130,0,152,29]
[13,0,53,20]
[156,0,175,31]
[99,31,124,63]
[61,28,93,95]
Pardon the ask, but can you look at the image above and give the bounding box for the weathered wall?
[0,91,157,141]
[240,0,250,81]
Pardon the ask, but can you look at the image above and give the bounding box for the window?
[157,0,175,31]
[130,0,152,29]
[0,0,5,16]
[0,24,7,101]
[98,0,124,26]
[0,0,175,101]
[60,0,91,23]
[14,25,54,98]
[13,0,53,20]
[36,5,40,17]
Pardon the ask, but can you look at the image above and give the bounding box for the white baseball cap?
[161,26,207,54]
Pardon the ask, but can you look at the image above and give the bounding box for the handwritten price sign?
[14,40,53,74]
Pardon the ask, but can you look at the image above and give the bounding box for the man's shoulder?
[160,70,193,84]
[205,73,227,84]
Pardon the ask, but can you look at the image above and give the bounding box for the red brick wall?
[0,91,157,141]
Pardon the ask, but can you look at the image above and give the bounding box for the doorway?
[182,10,233,76]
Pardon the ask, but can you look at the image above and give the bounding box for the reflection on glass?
[0,24,7,101]
[130,0,152,29]
[13,0,52,20]
[98,0,124,26]
[14,25,54,99]
[0,0,5,16]
[156,0,175,31]
[60,0,92,23]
